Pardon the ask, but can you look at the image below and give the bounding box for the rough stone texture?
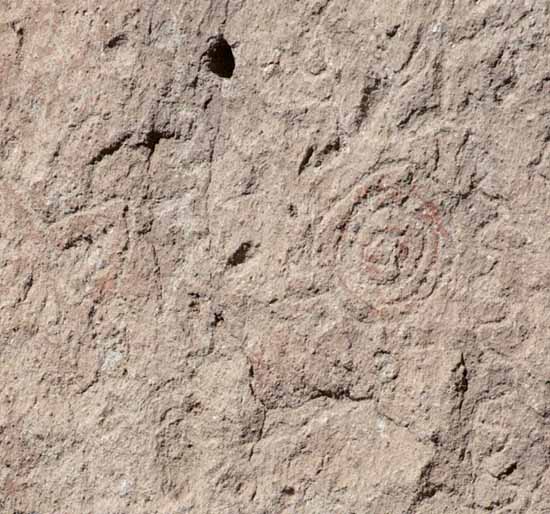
[1,1,550,513]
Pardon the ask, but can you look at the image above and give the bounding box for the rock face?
[2,1,550,513]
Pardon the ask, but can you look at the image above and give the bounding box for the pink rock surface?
[1,1,550,512]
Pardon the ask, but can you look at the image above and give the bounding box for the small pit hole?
[206,35,235,78]
[105,33,127,49]
[227,241,252,267]
[282,485,295,495]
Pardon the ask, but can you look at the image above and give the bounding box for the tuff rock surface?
[1,1,550,513]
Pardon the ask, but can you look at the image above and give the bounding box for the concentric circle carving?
[317,173,452,318]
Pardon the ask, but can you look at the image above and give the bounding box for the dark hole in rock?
[227,241,252,267]
[206,35,235,78]
[210,308,224,327]
[386,24,400,37]
[144,129,163,152]
[105,33,127,49]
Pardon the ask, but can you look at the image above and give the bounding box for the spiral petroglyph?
[317,172,452,318]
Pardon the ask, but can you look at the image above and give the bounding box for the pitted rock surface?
[2,1,550,513]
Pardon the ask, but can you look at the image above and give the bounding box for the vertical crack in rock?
[10,22,24,65]
[298,145,315,175]
[247,360,267,463]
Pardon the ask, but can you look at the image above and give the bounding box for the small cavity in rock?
[206,35,235,78]
[227,241,252,267]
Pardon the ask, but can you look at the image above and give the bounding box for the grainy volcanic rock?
[2,1,550,513]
